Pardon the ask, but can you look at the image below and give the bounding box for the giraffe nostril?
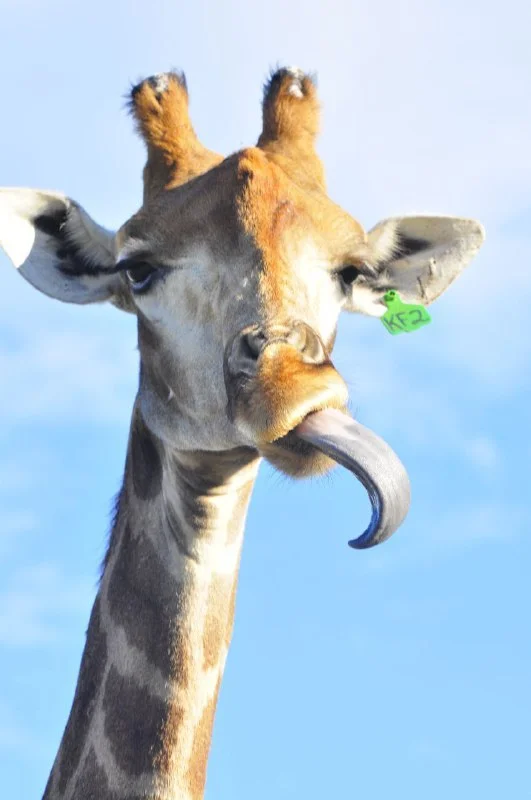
[305,332,325,363]
[285,324,306,351]
[288,323,325,364]
[243,329,266,359]
[227,328,266,378]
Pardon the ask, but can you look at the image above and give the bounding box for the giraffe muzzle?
[225,326,410,546]
[225,339,348,445]
[295,408,411,548]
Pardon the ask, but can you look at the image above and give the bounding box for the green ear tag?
[381,290,431,335]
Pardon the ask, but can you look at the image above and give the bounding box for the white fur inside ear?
[66,204,115,267]
[0,187,118,304]
[364,215,486,306]
[0,188,64,268]
[0,214,36,268]
[347,284,387,317]
[367,218,401,265]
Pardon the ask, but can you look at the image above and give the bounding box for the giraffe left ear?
[0,188,132,310]
[345,215,485,316]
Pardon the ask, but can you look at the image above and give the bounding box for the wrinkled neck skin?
[43,403,260,800]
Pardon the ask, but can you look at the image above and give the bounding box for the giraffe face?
[115,147,372,473]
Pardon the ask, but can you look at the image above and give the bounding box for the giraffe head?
[0,68,484,543]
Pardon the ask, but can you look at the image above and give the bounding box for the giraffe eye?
[125,262,158,292]
[337,265,362,288]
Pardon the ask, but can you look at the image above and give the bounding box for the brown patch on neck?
[152,701,186,789]
[151,577,229,798]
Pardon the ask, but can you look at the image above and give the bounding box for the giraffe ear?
[0,188,130,308]
[344,215,485,316]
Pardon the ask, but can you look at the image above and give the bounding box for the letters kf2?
[381,291,432,335]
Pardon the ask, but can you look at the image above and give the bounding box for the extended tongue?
[295,408,411,549]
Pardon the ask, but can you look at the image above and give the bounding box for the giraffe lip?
[294,408,411,549]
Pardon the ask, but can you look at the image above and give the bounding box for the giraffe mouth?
[292,408,411,549]
[227,335,410,546]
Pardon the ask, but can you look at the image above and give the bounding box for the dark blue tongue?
[295,408,411,548]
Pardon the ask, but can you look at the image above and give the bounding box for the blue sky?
[1,0,530,797]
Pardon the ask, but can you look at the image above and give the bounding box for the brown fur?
[234,145,365,313]
[130,73,222,200]
[152,701,185,796]
[258,68,325,192]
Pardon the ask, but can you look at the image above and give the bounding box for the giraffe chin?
[261,428,339,478]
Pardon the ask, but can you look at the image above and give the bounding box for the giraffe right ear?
[0,188,131,308]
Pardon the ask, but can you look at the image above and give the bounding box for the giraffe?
[0,67,485,799]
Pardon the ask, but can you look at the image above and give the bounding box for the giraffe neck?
[43,408,260,800]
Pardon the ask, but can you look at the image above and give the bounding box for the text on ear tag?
[381,291,431,335]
